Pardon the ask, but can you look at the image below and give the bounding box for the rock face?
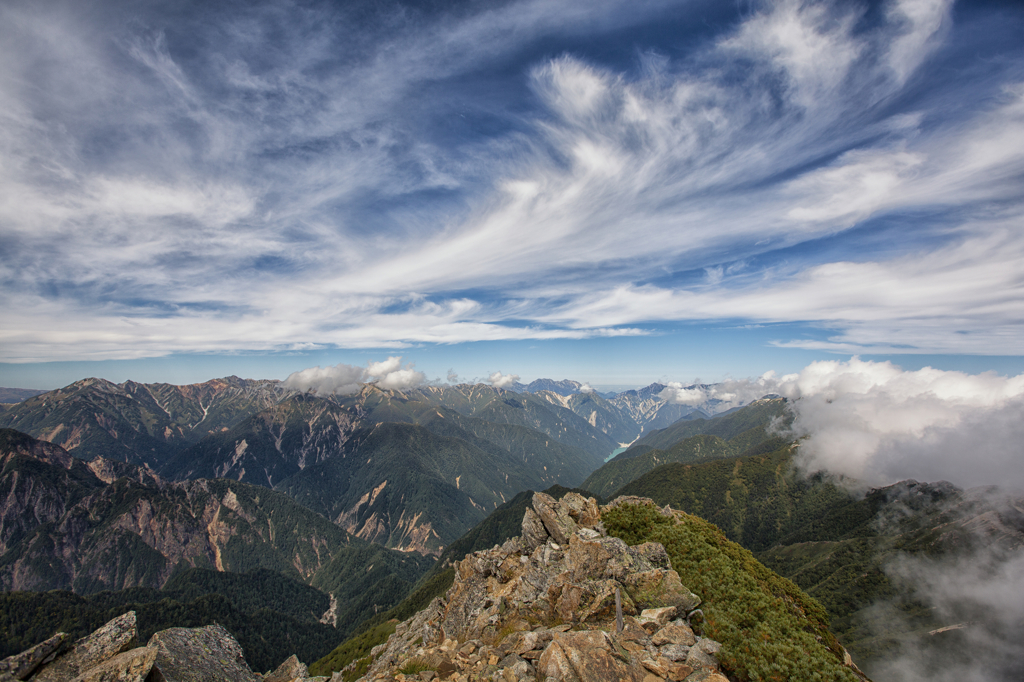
[349,492,718,681]
[0,612,294,682]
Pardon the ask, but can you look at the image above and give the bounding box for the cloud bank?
[662,358,1024,489]
[282,356,424,395]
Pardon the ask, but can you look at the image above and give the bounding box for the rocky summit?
[347,492,735,682]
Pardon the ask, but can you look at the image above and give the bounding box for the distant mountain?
[607,382,704,434]
[524,378,583,395]
[581,398,789,497]
[0,429,431,632]
[623,396,789,453]
[531,390,640,445]
[0,387,47,403]
[410,384,619,461]
[160,393,363,487]
[0,377,289,466]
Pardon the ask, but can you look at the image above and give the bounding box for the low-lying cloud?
[781,359,1024,489]
[870,515,1024,682]
[660,373,782,412]
[662,358,1024,489]
[283,356,425,395]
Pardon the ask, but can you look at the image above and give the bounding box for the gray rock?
[69,645,157,682]
[34,612,138,682]
[522,508,549,550]
[696,638,721,655]
[265,654,308,682]
[531,492,579,545]
[685,645,719,671]
[0,632,69,680]
[659,644,691,662]
[147,624,258,681]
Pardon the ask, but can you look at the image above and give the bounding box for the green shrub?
[602,502,860,682]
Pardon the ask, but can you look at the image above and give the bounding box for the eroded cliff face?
[0,438,357,593]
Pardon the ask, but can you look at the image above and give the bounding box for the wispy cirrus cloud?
[0,0,1022,362]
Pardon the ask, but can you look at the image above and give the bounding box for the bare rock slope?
[349,492,730,682]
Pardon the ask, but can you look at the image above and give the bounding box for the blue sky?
[2,0,1023,389]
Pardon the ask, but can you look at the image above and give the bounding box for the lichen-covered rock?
[34,612,138,682]
[0,632,69,681]
[147,624,258,682]
[653,623,696,647]
[531,492,578,545]
[69,645,157,682]
[624,567,701,613]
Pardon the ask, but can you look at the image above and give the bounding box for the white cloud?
[376,367,427,391]
[721,0,864,108]
[873,540,1024,682]
[281,355,425,395]
[0,0,1022,361]
[777,358,1024,487]
[282,363,365,396]
[365,356,403,378]
[658,358,1024,489]
[488,371,520,389]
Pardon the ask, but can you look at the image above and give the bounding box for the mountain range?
[0,377,744,555]
[8,373,1017,679]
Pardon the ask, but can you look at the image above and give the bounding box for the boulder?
[536,631,647,682]
[147,624,258,682]
[521,507,549,550]
[639,606,677,626]
[34,612,138,682]
[557,493,602,529]
[265,654,308,682]
[624,568,701,612]
[69,646,157,682]
[653,623,696,647]
[0,633,69,680]
[531,493,578,545]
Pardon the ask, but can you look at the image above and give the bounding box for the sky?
[1,0,1023,390]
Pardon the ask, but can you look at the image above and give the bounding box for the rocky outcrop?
[0,634,70,681]
[0,612,271,682]
[33,611,139,682]
[348,492,719,681]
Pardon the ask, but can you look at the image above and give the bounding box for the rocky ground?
[347,492,734,682]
